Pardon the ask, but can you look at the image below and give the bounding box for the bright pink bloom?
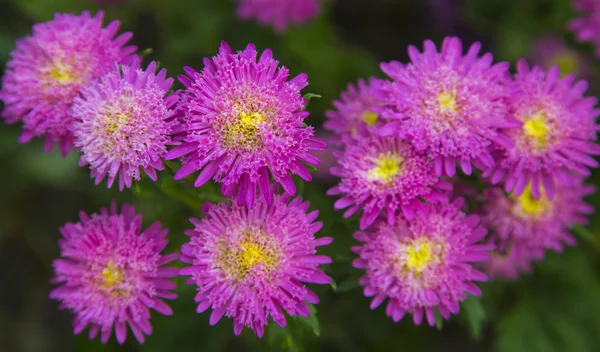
[72,60,179,190]
[50,202,179,344]
[234,0,320,32]
[180,190,332,337]
[568,0,600,57]
[0,11,137,156]
[352,199,491,326]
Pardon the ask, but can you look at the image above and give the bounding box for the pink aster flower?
[72,60,179,190]
[166,42,326,207]
[0,11,137,156]
[49,202,179,344]
[352,198,491,326]
[325,77,382,146]
[327,131,452,229]
[531,35,592,81]
[480,180,595,259]
[234,0,320,32]
[482,237,539,280]
[179,189,332,337]
[483,60,600,199]
[568,0,600,57]
[372,37,512,177]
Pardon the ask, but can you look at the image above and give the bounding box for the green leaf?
[462,295,486,339]
[435,311,444,331]
[140,47,154,57]
[293,304,320,337]
[572,224,596,245]
[302,93,322,109]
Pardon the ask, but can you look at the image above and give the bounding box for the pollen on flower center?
[362,111,378,126]
[523,113,549,149]
[219,230,280,280]
[101,262,123,288]
[404,239,434,274]
[224,111,266,147]
[48,63,76,84]
[515,184,550,217]
[106,113,130,133]
[437,91,458,113]
[367,153,404,184]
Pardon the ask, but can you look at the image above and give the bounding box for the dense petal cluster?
[568,0,600,57]
[0,11,137,156]
[483,61,600,199]
[372,37,512,177]
[180,190,332,337]
[49,202,179,344]
[72,60,179,190]
[324,77,382,146]
[167,42,325,207]
[234,0,320,32]
[328,131,451,229]
[480,180,595,279]
[352,199,491,326]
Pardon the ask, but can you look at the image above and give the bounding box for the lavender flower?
[234,0,320,32]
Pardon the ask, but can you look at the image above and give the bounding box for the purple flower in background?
[352,199,491,326]
[531,35,592,80]
[372,37,512,177]
[568,0,600,57]
[234,0,320,32]
[325,77,382,146]
[0,11,137,156]
[50,202,179,344]
[481,180,594,267]
[166,42,326,207]
[72,60,179,190]
[328,130,451,229]
[483,60,600,199]
[180,190,332,337]
[482,239,538,280]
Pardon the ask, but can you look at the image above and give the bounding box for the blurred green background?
[2,0,600,351]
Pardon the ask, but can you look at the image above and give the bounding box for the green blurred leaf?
[462,295,485,339]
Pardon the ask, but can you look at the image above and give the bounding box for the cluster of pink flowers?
[326,36,597,325]
[0,5,598,346]
[0,11,332,344]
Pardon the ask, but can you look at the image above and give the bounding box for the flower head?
[480,180,595,269]
[72,60,179,190]
[568,0,600,57]
[49,202,179,344]
[531,35,592,80]
[234,0,320,32]
[166,42,325,207]
[179,190,332,337]
[372,37,512,177]
[325,77,382,146]
[483,60,600,199]
[352,198,491,326]
[482,237,539,280]
[0,11,137,156]
[328,131,451,229]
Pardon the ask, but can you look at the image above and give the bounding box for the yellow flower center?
[224,112,265,148]
[218,231,279,281]
[551,51,578,77]
[101,263,123,288]
[405,241,433,273]
[362,111,378,126]
[48,63,76,84]
[516,184,550,217]
[367,153,404,184]
[106,113,130,133]
[523,113,550,150]
[437,91,458,113]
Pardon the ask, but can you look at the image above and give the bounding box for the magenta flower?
[0,11,137,156]
[325,77,382,146]
[483,60,600,199]
[49,202,179,344]
[531,35,592,81]
[234,0,320,32]
[372,37,512,177]
[179,189,332,337]
[352,199,491,326]
[72,60,179,190]
[328,130,452,229]
[481,180,594,261]
[482,238,539,280]
[568,0,600,57]
[166,42,326,207]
